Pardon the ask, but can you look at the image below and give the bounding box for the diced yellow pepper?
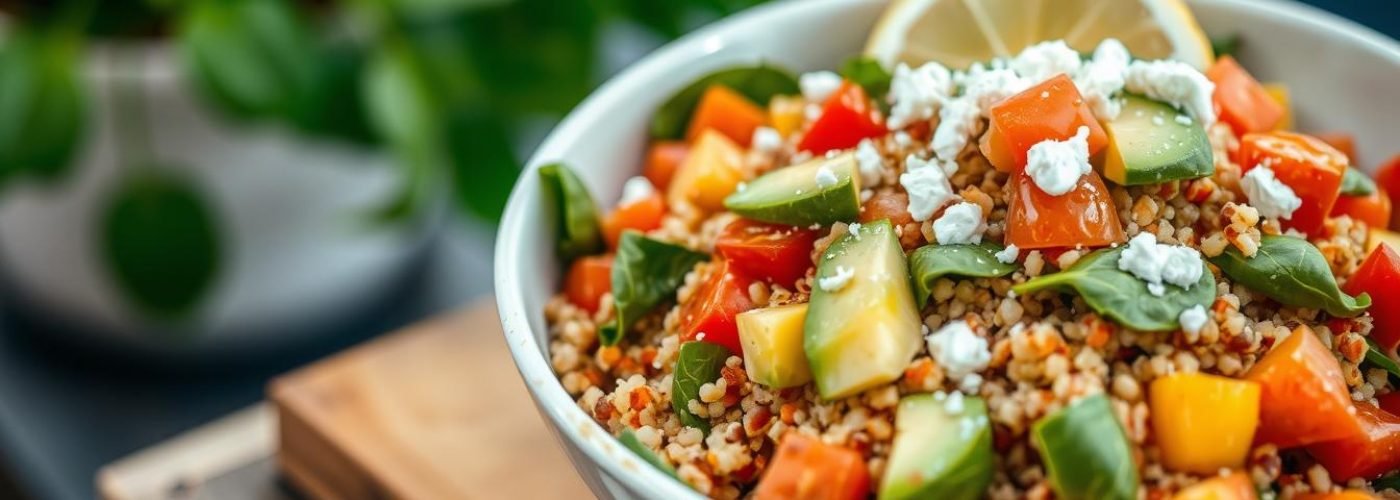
[1262,83,1292,131]
[1149,373,1261,474]
[1367,228,1400,254]
[768,95,806,138]
[1171,472,1256,500]
[667,129,745,212]
[737,303,811,389]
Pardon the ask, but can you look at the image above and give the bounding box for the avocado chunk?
[879,392,994,500]
[1101,94,1213,185]
[1033,394,1139,500]
[804,219,922,400]
[723,153,861,226]
[737,303,812,389]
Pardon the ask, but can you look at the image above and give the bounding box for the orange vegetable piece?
[1171,472,1256,500]
[981,74,1107,173]
[601,192,666,248]
[668,129,746,212]
[1238,132,1348,236]
[755,433,869,500]
[685,85,767,147]
[1292,492,1380,500]
[859,191,915,227]
[1245,325,1363,449]
[1344,243,1400,355]
[644,141,688,190]
[1374,154,1400,229]
[768,95,806,138]
[1208,56,1285,135]
[1314,132,1357,163]
[1149,373,1261,474]
[1307,401,1400,481]
[564,255,612,314]
[1332,187,1391,231]
[1005,169,1124,250]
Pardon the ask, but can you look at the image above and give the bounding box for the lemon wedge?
[865,0,1214,71]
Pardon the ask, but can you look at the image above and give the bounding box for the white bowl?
[496,1,1400,498]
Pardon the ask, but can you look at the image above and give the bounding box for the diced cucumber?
[879,393,994,500]
[723,153,861,226]
[803,219,921,400]
[737,303,812,389]
[1032,394,1139,500]
[1101,94,1213,185]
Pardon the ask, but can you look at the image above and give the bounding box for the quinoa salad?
[537,3,1400,499]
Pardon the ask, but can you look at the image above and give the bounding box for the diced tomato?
[981,74,1108,173]
[1379,392,1400,415]
[1332,188,1392,230]
[754,433,869,500]
[1293,492,1383,500]
[678,259,756,355]
[644,141,688,190]
[1006,169,1125,250]
[686,85,767,147]
[1314,132,1357,163]
[859,191,915,227]
[1238,132,1349,236]
[1171,472,1256,500]
[1376,154,1400,229]
[1207,56,1286,135]
[564,255,612,314]
[1307,402,1400,480]
[1342,243,1400,354]
[1245,325,1364,449]
[601,192,666,248]
[715,219,819,287]
[797,81,887,155]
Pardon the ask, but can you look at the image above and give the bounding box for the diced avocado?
[737,303,812,389]
[880,393,994,500]
[723,153,861,226]
[1101,94,1213,185]
[803,219,922,400]
[1033,394,1139,500]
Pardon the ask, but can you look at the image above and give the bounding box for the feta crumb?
[900,155,957,221]
[847,222,862,241]
[1074,38,1130,120]
[960,373,984,393]
[961,66,1029,115]
[737,182,747,192]
[1241,165,1303,220]
[1025,126,1092,196]
[799,70,842,104]
[894,131,913,147]
[995,243,1020,264]
[926,320,991,386]
[751,126,782,153]
[1011,40,1083,83]
[855,139,884,187]
[814,165,838,188]
[1152,115,1166,126]
[945,391,965,414]
[1124,60,1217,127]
[619,176,655,205]
[1179,304,1209,335]
[887,62,953,129]
[1117,232,1205,296]
[817,265,856,292]
[804,103,823,121]
[1174,114,1193,126]
[933,202,987,245]
[860,189,873,202]
[931,97,981,160]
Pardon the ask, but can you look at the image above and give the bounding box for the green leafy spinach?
[538,163,603,260]
[1340,166,1378,196]
[1208,235,1370,318]
[1012,247,1215,332]
[1366,338,1400,379]
[649,64,799,140]
[838,55,892,104]
[671,341,729,433]
[618,428,680,479]
[908,243,1017,306]
[600,232,709,345]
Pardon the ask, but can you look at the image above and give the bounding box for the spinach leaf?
[1366,338,1400,379]
[538,163,603,260]
[649,64,799,140]
[1340,166,1378,196]
[1374,474,1400,492]
[1211,35,1240,59]
[1208,235,1370,318]
[909,243,1016,306]
[1033,394,1139,500]
[601,232,709,345]
[1012,247,1215,332]
[671,341,729,433]
[839,56,892,104]
[618,428,679,479]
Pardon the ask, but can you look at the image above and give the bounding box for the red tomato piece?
[797,81,887,155]
[601,192,666,248]
[1343,243,1400,354]
[1245,325,1364,449]
[859,191,915,227]
[686,85,767,147]
[1238,132,1348,236]
[1376,154,1400,229]
[715,219,819,287]
[1314,132,1357,164]
[1307,402,1400,480]
[981,74,1107,173]
[754,433,869,500]
[1293,492,1384,500]
[564,255,612,314]
[678,259,756,355]
[1332,188,1392,230]
[1006,169,1125,250]
[1207,56,1286,136]
[644,141,688,190]
[1379,392,1400,416]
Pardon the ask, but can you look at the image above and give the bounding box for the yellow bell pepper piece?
[1262,83,1292,131]
[667,129,745,212]
[1172,472,1256,500]
[1149,373,1261,474]
[737,303,812,389]
[768,95,805,138]
[1367,228,1400,254]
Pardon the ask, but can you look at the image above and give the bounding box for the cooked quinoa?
[540,32,1400,500]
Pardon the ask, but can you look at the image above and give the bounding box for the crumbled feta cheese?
[1011,40,1083,83]
[1117,232,1205,296]
[817,265,856,292]
[933,202,986,245]
[995,243,1019,264]
[805,103,823,121]
[799,70,843,104]
[847,222,862,240]
[1124,60,1217,127]
[855,139,884,187]
[751,126,782,153]
[888,62,953,129]
[945,391,965,414]
[1241,165,1303,220]
[961,67,1029,115]
[959,373,984,393]
[815,165,838,188]
[900,155,957,221]
[619,176,655,205]
[894,131,913,147]
[1174,114,1193,126]
[931,98,981,160]
[926,320,991,386]
[860,189,873,202]
[1024,126,1092,196]
[1179,304,1209,336]
[1074,39,1130,120]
